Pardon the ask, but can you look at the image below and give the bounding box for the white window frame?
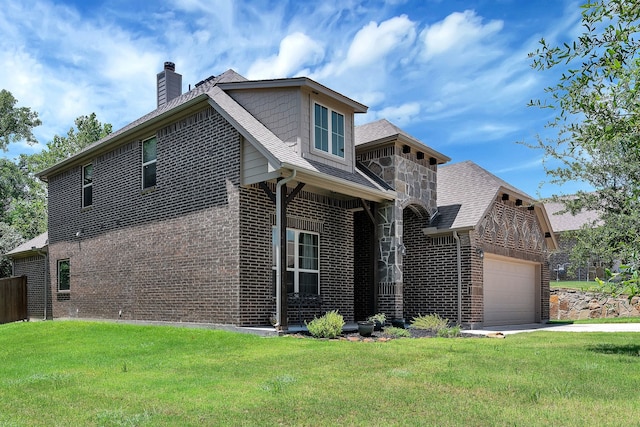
[142,136,157,190]
[272,228,320,294]
[57,259,70,293]
[82,163,93,208]
[313,102,345,158]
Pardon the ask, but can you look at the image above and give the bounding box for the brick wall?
[353,210,375,321]
[238,184,355,325]
[403,208,473,323]
[47,106,242,324]
[12,255,51,319]
[402,198,551,326]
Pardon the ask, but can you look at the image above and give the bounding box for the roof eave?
[218,78,367,113]
[281,162,396,203]
[37,94,211,181]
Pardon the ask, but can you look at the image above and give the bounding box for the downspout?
[274,169,297,329]
[452,231,462,325]
[34,249,48,320]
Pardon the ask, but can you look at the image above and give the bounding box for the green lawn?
[550,280,600,291]
[1,321,638,426]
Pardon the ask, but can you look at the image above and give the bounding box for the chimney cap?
[164,62,175,72]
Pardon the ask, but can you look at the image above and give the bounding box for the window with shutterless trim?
[142,136,157,189]
[82,163,93,208]
[313,102,345,158]
[272,228,320,294]
[57,259,70,292]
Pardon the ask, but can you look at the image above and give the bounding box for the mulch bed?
[289,328,483,342]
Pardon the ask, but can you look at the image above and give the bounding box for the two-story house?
[8,63,556,329]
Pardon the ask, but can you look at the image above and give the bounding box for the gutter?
[274,169,297,330]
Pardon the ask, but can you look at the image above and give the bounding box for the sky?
[0,0,588,198]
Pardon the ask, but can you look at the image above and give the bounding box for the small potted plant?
[368,313,386,331]
[357,320,375,337]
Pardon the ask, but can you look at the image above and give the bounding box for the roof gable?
[435,161,534,230]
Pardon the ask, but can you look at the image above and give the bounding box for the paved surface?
[464,322,640,336]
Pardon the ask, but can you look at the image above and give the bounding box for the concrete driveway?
[465,322,640,336]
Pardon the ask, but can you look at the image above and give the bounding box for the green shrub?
[305,310,344,338]
[384,327,411,338]
[436,325,461,338]
[367,313,386,324]
[410,313,449,331]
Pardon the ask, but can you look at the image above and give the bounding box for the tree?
[529,0,640,298]
[20,113,112,174]
[0,89,41,150]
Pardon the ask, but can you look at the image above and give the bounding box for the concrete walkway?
[464,322,640,336]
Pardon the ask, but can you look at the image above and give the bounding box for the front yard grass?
[551,280,600,291]
[1,321,638,426]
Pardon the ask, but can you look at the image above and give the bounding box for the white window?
[82,164,93,208]
[272,228,319,294]
[57,259,70,293]
[142,137,157,189]
[313,103,344,158]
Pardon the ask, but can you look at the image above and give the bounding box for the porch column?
[376,200,404,320]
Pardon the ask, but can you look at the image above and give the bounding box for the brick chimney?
[157,62,182,108]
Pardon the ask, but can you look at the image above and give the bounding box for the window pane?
[58,260,70,291]
[331,112,344,157]
[299,272,318,294]
[143,163,156,188]
[143,137,157,163]
[286,271,295,294]
[314,104,329,152]
[83,186,92,207]
[299,233,318,270]
[287,230,295,268]
[83,164,93,185]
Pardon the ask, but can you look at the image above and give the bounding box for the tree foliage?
[529,0,640,297]
[0,89,41,150]
[20,112,112,174]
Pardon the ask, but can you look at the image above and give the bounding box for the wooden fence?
[0,276,28,324]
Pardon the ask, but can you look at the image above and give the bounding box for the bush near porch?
[0,321,638,426]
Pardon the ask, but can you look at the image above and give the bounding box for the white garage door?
[483,255,537,326]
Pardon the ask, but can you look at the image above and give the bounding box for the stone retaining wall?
[550,288,640,320]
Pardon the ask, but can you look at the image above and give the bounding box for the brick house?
[7,63,556,328]
[544,200,599,281]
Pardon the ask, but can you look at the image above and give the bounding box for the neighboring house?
[544,200,599,281]
[7,63,557,328]
[5,232,51,319]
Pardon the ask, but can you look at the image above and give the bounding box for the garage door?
[483,255,537,326]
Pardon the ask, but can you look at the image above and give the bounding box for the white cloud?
[345,15,416,69]
[373,102,421,126]
[246,32,325,79]
[420,10,503,63]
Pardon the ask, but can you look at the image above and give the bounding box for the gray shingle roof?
[434,161,534,230]
[543,200,598,232]
[5,232,48,256]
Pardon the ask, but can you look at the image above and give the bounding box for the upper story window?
[82,164,93,208]
[142,137,157,189]
[314,103,345,158]
[57,259,70,293]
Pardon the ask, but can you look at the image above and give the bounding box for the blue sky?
[0,0,587,198]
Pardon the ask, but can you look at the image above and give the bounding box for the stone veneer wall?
[550,288,640,320]
[357,146,438,319]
